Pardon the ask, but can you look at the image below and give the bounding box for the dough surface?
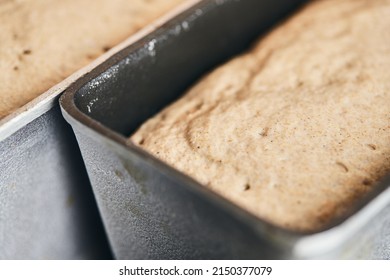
[0,0,185,119]
[130,0,390,232]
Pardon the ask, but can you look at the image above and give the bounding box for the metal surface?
[0,105,111,259]
[60,0,390,259]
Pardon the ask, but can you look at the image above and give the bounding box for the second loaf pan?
[60,0,390,259]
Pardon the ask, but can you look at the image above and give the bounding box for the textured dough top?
[130,0,390,232]
[0,0,185,119]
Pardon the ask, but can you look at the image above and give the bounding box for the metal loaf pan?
[60,0,390,259]
[0,1,200,260]
[0,1,200,259]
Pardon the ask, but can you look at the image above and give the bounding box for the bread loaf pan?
[0,0,199,259]
[60,0,390,259]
